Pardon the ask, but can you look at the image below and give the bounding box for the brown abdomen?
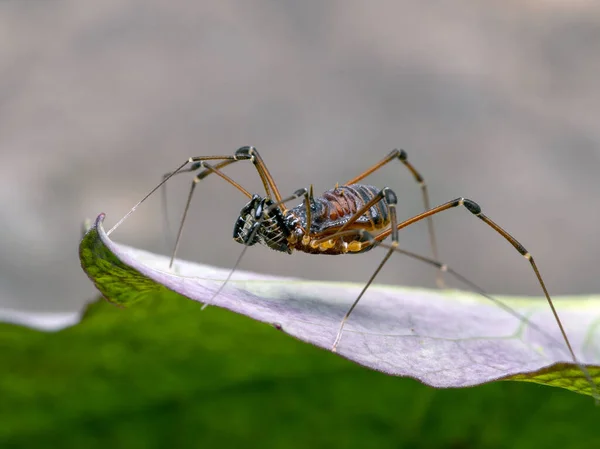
[310,184,389,235]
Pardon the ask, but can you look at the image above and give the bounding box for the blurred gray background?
[1,0,600,312]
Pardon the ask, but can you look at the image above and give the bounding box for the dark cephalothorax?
[232,194,294,254]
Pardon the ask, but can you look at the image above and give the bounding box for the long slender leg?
[169,162,254,268]
[333,232,598,400]
[108,159,191,235]
[328,229,555,357]
[344,149,441,285]
[332,187,400,351]
[319,197,576,360]
[203,146,284,205]
[161,154,281,244]
[109,146,281,236]
[353,197,594,397]
[161,159,243,248]
[183,147,277,201]
[108,154,249,235]
[244,146,285,205]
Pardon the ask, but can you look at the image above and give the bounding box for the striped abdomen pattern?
[289,184,390,236]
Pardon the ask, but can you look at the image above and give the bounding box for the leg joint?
[234,146,256,160]
[516,244,529,257]
[382,187,398,206]
[462,198,481,215]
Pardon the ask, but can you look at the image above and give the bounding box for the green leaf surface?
[1,296,599,449]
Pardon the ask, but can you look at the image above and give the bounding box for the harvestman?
[108,146,597,399]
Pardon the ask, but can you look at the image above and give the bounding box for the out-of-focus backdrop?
[2,0,600,312]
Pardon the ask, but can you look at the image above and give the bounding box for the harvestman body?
[108,146,597,399]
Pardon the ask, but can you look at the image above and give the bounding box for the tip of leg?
[435,273,446,289]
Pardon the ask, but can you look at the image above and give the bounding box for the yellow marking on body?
[319,239,335,251]
[302,235,311,246]
[347,241,363,252]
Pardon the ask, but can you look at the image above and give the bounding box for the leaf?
[79,214,600,397]
[3,297,599,448]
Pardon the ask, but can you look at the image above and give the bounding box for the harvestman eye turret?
[108,145,598,401]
